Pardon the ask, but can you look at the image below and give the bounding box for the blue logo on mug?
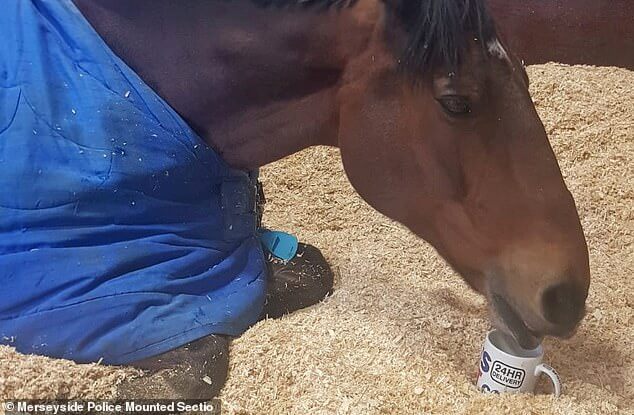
[480,351,492,373]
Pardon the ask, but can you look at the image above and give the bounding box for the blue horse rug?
[0,0,267,364]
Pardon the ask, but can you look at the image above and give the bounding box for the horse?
[489,0,634,69]
[1,0,590,400]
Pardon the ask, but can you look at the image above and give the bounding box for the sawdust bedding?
[0,63,632,415]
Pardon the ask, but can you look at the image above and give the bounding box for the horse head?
[338,0,590,348]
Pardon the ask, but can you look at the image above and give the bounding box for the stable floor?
[1,64,632,415]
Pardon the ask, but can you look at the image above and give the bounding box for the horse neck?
[72,0,378,169]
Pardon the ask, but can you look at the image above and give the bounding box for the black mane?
[394,0,498,73]
[251,0,498,73]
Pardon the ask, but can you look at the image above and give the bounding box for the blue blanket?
[0,0,266,364]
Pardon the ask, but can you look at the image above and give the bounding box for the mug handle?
[535,363,562,397]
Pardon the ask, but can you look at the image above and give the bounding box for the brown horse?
[71,0,590,396]
[489,0,634,69]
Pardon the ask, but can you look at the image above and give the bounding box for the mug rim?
[485,329,544,361]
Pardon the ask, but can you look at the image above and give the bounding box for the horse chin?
[490,294,543,350]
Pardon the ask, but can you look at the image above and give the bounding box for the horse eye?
[438,96,471,116]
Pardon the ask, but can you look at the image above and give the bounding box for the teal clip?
[258,230,298,261]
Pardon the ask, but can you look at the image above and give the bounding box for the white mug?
[476,330,562,396]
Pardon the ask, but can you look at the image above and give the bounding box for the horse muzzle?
[487,282,587,350]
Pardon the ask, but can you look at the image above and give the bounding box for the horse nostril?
[541,282,586,330]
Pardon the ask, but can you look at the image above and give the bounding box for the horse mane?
[250,0,498,73]
[395,0,498,73]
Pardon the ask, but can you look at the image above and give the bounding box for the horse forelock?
[395,0,499,75]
